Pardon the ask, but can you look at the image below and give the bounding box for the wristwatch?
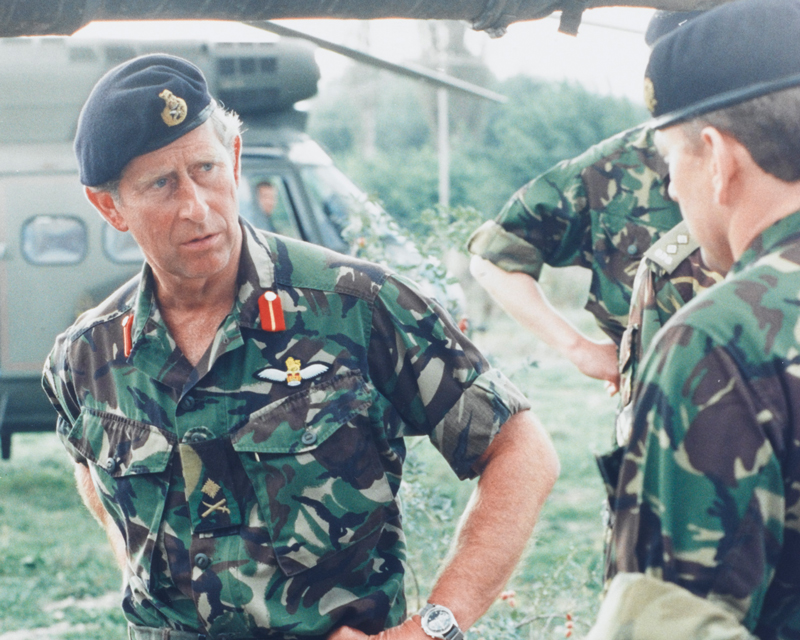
[418,603,464,640]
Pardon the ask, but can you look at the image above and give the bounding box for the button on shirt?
[42,222,529,638]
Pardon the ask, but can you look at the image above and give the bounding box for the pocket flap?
[70,408,174,477]
[231,371,373,454]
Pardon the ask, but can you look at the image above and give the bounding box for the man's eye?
[201,162,214,172]
[154,178,169,189]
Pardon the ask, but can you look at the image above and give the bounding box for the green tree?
[308,67,648,236]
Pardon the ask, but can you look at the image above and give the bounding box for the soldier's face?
[95,121,243,286]
[257,185,276,215]
[655,125,733,273]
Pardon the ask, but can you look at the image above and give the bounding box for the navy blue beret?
[75,54,214,187]
[645,0,800,129]
[644,10,705,48]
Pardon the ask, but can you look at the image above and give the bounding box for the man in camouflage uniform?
[467,124,681,393]
[588,0,800,637]
[597,222,722,577]
[613,222,722,447]
[42,54,559,640]
[467,11,706,396]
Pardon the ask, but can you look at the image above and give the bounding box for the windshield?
[298,163,420,267]
[238,173,303,240]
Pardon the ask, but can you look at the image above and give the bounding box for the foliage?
[309,70,649,235]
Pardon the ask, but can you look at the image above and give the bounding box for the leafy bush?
[309,71,648,233]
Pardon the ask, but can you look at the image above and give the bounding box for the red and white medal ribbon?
[121,314,133,358]
[259,291,286,332]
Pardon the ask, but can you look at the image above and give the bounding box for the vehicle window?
[238,174,302,239]
[103,225,144,263]
[21,215,87,265]
[297,164,363,252]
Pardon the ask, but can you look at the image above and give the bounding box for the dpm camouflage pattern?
[615,221,723,447]
[467,125,681,344]
[606,212,800,637]
[43,222,529,638]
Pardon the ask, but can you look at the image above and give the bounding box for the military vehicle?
[0,32,505,458]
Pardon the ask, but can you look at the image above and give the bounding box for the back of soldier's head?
[645,0,800,182]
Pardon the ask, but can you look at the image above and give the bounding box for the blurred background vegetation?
[308,21,647,237]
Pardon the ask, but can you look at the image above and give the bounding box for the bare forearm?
[428,410,559,628]
[470,256,619,391]
[470,255,585,355]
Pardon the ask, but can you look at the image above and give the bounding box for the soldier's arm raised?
[470,255,620,393]
[329,409,559,640]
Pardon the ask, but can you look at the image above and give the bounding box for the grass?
[0,305,617,640]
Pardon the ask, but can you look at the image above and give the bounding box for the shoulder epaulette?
[644,220,699,275]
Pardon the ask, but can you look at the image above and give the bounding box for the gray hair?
[89,102,243,200]
[681,85,800,182]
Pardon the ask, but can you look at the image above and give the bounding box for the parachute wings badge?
[255,357,329,387]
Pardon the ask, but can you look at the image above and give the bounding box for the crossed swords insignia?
[201,478,230,518]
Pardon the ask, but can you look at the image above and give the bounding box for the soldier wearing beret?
[588,0,800,637]
[41,54,559,640]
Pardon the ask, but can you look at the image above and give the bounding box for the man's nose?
[176,177,209,221]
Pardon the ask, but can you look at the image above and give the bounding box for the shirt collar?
[731,209,800,275]
[127,218,277,350]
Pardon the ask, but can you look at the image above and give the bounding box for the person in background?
[467,11,703,397]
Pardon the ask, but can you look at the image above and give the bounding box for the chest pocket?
[232,371,394,577]
[65,408,175,589]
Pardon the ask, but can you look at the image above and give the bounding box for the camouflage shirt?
[467,125,681,344]
[607,211,800,637]
[42,222,529,638]
[615,221,722,447]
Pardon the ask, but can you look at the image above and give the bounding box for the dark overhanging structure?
[0,0,735,38]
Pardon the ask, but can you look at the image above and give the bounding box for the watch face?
[426,608,454,634]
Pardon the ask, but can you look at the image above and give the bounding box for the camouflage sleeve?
[41,334,87,464]
[368,273,531,479]
[466,157,590,279]
[611,320,786,630]
[587,573,758,640]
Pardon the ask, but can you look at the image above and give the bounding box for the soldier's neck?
[153,265,239,368]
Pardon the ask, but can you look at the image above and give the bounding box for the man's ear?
[702,126,738,207]
[84,187,129,232]
[232,135,242,187]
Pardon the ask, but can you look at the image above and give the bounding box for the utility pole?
[435,23,450,208]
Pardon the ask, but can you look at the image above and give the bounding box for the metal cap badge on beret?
[74,54,214,187]
[645,0,800,130]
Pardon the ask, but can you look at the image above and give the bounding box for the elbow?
[469,254,490,284]
[487,409,560,494]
